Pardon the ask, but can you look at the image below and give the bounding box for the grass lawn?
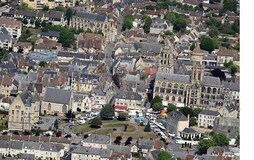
[73,120,157,139]
[73,123,97,133]
[0,113,8,131]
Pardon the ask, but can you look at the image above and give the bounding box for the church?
[153,44,229,109]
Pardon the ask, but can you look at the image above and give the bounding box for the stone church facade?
[153,44,229,109]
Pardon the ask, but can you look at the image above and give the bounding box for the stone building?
[153,44,228,108]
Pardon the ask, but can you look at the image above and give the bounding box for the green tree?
[85,28,93,33]
[144,122,151,132]
[193,108,202,117]
[0,49,9,62]
[157,151,174,160]
[39,61,47,67]
[151,95,162,106]
[65,110,75,119]
[165,12,186,32]
[66,7,73,25]
[35,19,41,28]
[190,43,195,51]
[54,120,58,130]
[189,117,197,126]
[30,18,35,25]
[223,0,237,12]
[208,26,219,38]
[212,133,229,146]
[200,35,219,52]
[100,104,115,120]
[198,139,215,154]
[41,20,48,27]
[96,29,104,36]
[90,117,102,128]
[143,16,152,33]
[206,18,221,28]
[179,107,194,117]
[152,102,163,111]
[59,31,75,47]
[118,112,127,121]
[231,19,239,33]
[42,5,49,11]
[167,103,177,112]
[22,18,28,25]
[224,60,240,74]
[122,14,134,31]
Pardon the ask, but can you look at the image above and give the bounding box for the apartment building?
[0,17,22,39]
[198,110,220,128]
[8,90,40,131]
[21,0,76,9]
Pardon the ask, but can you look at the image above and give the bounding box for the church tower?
[191,43,204,83]
[158,46,174,73]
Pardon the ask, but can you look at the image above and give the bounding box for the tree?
[198,139,215,154]
[190,43,195,51]
[39,61,47,67]
[22,18,28,25]
[200,35,219,53]
[153,102,163,111]
[125,136,132,146]
[231,19,239,34]
[193,108,202,117]
[124,124,129,131]
[211,69,226,80]
[85,28,93,33]
[90,117,102,128]
[66,7,73,25]
[35,19,41,28]
[143,16,152,33]
[151,95,162,106]
[65,110,75,119]
[189,117,197,126]
[59,31,75,47]
[167,103,177,113]
[41,20,48,27]
[212,133,229,146]
[223,0,237,12]
[208,26,219,38]
[100,104,115,120]
[30,18,35,25]
[42,5,49,11]
[54,120,58,130]
[157,151,174,160]
[122,14,134,31]
[179,107,194,117]
[114,136,122,145]
[144,122,151,132]
[224,60,239,74]
[0,49,9,61]
[118,112,127,121]
[165,12,186,32]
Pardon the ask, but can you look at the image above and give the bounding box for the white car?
[77,119,86,125]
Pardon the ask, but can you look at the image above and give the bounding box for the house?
[150,18,173,34]
[0,140,65,160]
[198,110,220,128]
[213,117,239,139]
[166,110,190,136]
[21,0,76,9]
[0,75,15,97]
[13,42,32,54]
[107,144,132,159]
[70,11,117,41]
[71,73,100,92]
[114,90,143,110]
[137,139,153,156]
[216,47,240,66]
[135,57,158,70]
[8,90,40,131]
[28,50,58,62]
[0,27,12,49]
[71,146,112,160]
[180,128,201,140]
[218,104,238,119]
[0,17,22,39]
[72,92,93,112]
[222,82,240,105]
[40,31,60,41]
[46,11,66,26]
[76,33,105,52]
[34,38,62,54]
[41,87,72,115]
[82,134,111,149]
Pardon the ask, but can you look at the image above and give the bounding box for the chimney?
[187,114,190,127]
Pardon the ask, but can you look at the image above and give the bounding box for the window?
[172,96,175,101]
[48,103,51,111]
[12,110,14,115]
[178,97,181,102]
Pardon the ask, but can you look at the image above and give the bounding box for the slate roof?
[115,90,142,100]
[182,127,198,134]
[0,27,11,42]
[222,82,239,91]
[19,90,40,106]
[199,110,220,116]
[41,31,60,38]
[138,139,153,150]
[79,73,100,84]
[167,110,188,121]
[19,153,35,160]
[83,134,110,144]
[72,146,111,158]
[201,76,221,86]
[40,142,64,152]
[23,141,40,150]
[156,72,190,83]
[225,104,238,113]
[134,42,162,56]
[10,141,23,149]
[75,12,107,22]
[43,87,72,104]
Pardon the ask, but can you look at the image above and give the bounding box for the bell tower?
[191,43,204,83]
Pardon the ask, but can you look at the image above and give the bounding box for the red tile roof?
[1,76,13,86]
[115,105,128,110]
[144,67,157,75]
